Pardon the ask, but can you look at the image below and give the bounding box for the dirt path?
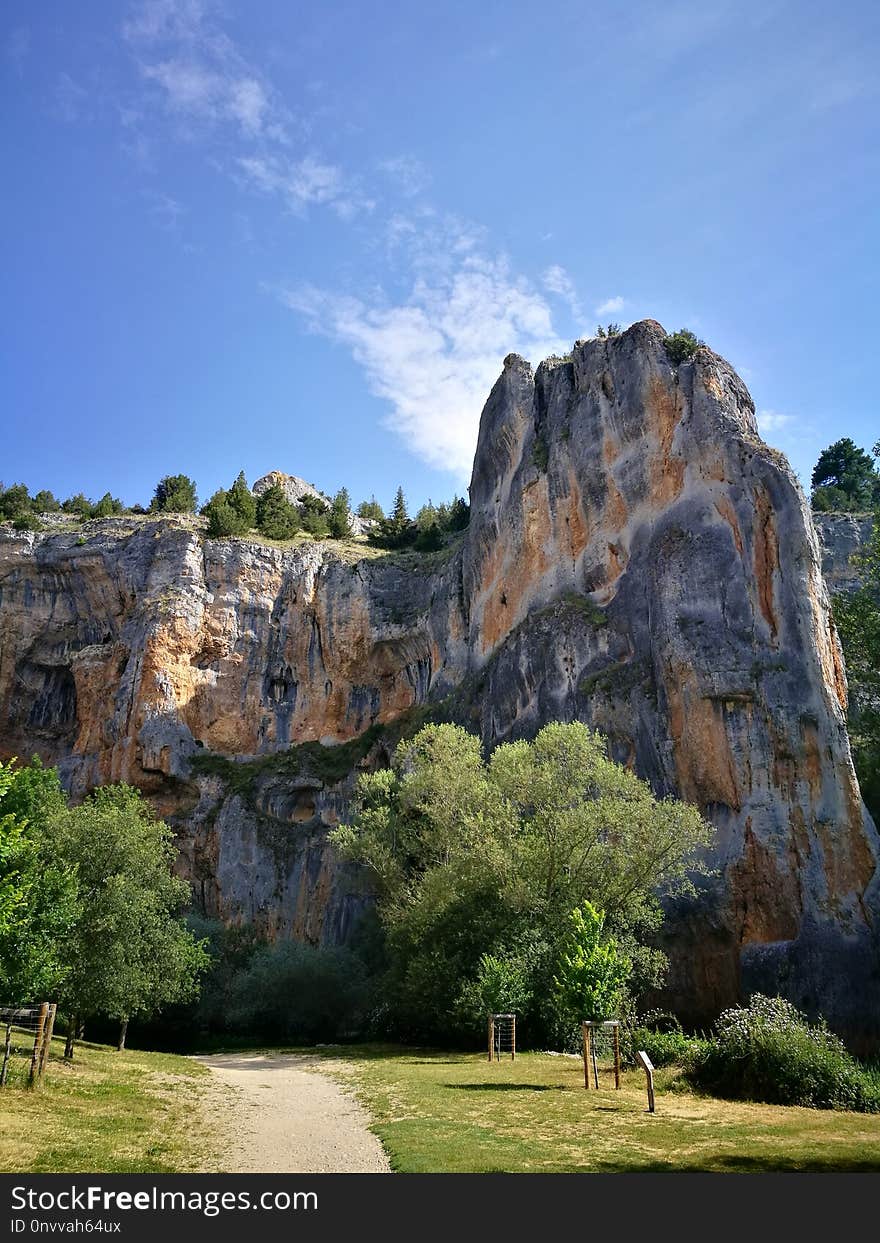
[194,1052,390,1173]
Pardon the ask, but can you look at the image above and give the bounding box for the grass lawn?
[0,1033,216,1173]
[320,1047,880,1173]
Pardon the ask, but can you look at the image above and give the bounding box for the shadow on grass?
[445,1083,566,1092]
[593,1155,880,1173]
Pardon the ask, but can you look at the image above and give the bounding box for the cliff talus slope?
[1,321,877,1039]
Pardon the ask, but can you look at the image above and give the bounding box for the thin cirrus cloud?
[595,295,625,316]
[542,265,583,321]
[757,409,796,435]
[280,254,566,478]
[119,1,574,475]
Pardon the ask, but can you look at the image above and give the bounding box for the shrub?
[299,494,330,538]
[227,942,369,1042]
[357,497,384,522]
[12,512,42,531]
[204,493,250,538]
[687,994,880,1112]
[664,328,704,365]
[62,493,94,519]
[620,1012,697,1067]
[531,433,549,471]
[91,492,125,518]
[150,474,198,514]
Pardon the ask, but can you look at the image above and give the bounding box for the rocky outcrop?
[252,470,370,535]
[815,512,874,595]
[1,321,877,1043]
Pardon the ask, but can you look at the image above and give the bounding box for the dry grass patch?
[0,1036,221,1173]
[319,1048,880,1173]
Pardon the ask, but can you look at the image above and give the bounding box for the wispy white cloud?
[595,295,625,316]
[542,264,582,320]
[757,408,796,436]
[237,154,372,219]
[280,254,565,477]
[378,156,431,198]
[125,0,288,141]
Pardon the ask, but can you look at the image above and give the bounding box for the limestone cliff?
[815,512,874,595]
[1,321,877,1041]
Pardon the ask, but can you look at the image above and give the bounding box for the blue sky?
[2,1,878,513]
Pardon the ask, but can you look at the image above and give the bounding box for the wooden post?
[28,1003,49,1086]
[0,1024,12,1087]
[39,1005,57,1076]
[582,1022,591,1089]
[612,1023,620,1090]
[636,1049,655,1113]
[510,1013,516,1061]
[488,1015,495,1062]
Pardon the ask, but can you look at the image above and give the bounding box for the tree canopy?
[811,439,879,512]
[331,721,713,1043]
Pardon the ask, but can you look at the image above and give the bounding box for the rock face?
[1,321,877,1043]
[814,512,874,595]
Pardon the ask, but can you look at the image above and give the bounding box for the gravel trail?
[194,1052,390,1173]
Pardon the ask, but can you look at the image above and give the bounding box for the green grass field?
[2,1039,879,1173]
[0,1034,214,1173]
[320,1047,880,1173]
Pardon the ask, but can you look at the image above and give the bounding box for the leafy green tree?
[331,722,713,1043]
[32,490,60,513]
[227,471,257,530]
[91,492,125,518]
[255,485,300,540]
[415,500,438,531]
[357,496,384,522]
[834,517,880,821]
[203,491,247,538]
[811,439,879,512]
[0,484,31,520]
[150,474,198,514]
[328,488,351,539]
[553,903,629,1022]
[664,328,704,364]
[0,760,79,1005]
[299,494,330,538]
[369,486,417,549]
[48,785,208,1057]
[596,323,621,338]
[447,496,470,531]
[62,493,94,519]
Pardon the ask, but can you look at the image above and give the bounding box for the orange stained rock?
[752,487,780,641]
[646,375,686,506]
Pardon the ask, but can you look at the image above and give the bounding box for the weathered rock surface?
[253,469,370,536]
[1,321,877,1042]
[814,512,874,595]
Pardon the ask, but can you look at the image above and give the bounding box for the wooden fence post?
[582,1022,591,1089]
[28,1003,49,1087]
[38,1005,57,1076]
[0,1024,12,1087]
[612,1023,621,1090]
[636,1049,655,1113]
[488,1015,494,1062]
